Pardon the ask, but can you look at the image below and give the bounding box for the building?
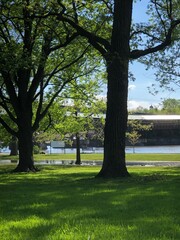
[128,115,180,146]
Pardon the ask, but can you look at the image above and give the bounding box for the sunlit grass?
[0,153,180,161]
[126,153,180,161]
[0,165,179,239]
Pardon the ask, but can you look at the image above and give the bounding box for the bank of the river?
[0,153,180,162]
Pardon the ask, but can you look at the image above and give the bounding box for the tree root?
[12,164,40,173]
[96,167,131,178]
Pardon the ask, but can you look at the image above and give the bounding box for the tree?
[41,86,105,164]
[161,98,180,113]
[126,119,152,153]
[0,1,97,171]
[54,0,180,177]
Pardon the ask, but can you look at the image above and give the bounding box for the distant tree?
[131,98,180,114]
[126,119,153,153]
[161,98,180,113]
[0,126,11,150]
[9,136,18,156]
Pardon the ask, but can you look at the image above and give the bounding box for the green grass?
[126,153,180,161]
[0,153,180,161]
[0,165,179,240]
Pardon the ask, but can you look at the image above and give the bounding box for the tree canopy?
[0,0,101,171]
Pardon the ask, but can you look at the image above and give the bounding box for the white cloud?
[128,100,151,110]
[128,84,136,91]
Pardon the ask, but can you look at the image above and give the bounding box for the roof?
[128,115,180,120]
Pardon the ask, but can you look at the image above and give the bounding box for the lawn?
[0,153,180,162]
[0,165,179,240]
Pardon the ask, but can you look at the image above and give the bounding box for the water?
[126,145,180,154]
[47,145,180,154]
[1,145,180,154]
[1,146,180,166]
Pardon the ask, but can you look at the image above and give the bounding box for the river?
[1,145,180,154]
[47,145,180,154]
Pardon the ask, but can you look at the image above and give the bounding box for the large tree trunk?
[97,0,133,178]
[97,57,130,177]
[13,107,37,172]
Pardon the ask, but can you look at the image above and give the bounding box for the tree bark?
[13,106,37,172]
[96,0,133,178]
[96,56,130,177]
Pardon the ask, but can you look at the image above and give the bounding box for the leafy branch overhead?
[48,1,180,60]
[0,1,100,135]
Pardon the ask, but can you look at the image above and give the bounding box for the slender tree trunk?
[75,132,81,164]
[13,107,37,172]
[133,146,135,154]
[97,0,133,178]
[9,136,18,156]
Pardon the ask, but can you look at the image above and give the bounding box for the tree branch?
[32,45,90,131]
[0,96,17,124]
[32,80,69,131]
[56,15,110,56]
[1,71,20,116]
[72,0,79,24]
[0,117,17,137]
[42,113,53,132]
[50,32,79,52]
[28,32,52,100]
[130,19,180,59]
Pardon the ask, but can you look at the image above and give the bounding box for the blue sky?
[127,0,180,110]
[128,61,180,110]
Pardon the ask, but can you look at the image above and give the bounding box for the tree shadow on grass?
[0,165,179,239]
